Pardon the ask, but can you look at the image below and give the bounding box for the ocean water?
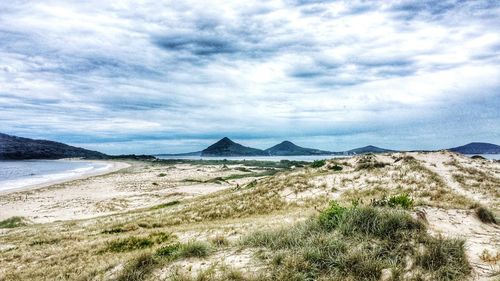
[157,154,500,161]
[0,160,107,192]
[465,154,500,160]
[156,155,349,162]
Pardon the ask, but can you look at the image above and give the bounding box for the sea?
[0,160,107,192]
[157,154,500,161]
[155,155,348,162]
[464,154,500,160]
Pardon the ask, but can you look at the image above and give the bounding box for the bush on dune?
[475,206,497,224]
[243,201,470,281]
[371,194,414,209]
[0,216,28,228]
[310,160,326,168]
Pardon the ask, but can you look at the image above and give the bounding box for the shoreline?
[0,160,130,195]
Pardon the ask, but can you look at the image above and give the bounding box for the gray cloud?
[0,0,499,154]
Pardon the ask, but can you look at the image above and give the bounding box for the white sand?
[0,161,244,223]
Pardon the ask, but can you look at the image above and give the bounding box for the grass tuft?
[156,240,212,260]
[0,216,28,228]
[116,253,158,281]
[475,206,497,224]
[416,236,471,280]
[243,203,469,281]
[106,232,173,252]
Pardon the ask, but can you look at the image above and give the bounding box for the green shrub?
[475,206,497,224]
[388,194,414,209]
[178,240,212,258]
[106,232,173,252]
[310,160,326,168]
[243,203,468,281]
[318,201,347,230]
[0,216,28,228]
[107,237,154,252]
[155,243,181,258]
[156,240,212,260]
[371,194,414,209]
[329,164,343,171]
[158,173,167,177]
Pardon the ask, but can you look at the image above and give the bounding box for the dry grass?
[0,152,496,281]
[242,202,470,281]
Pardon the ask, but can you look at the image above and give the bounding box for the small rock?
[380,268,393,281]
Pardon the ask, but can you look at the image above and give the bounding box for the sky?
[0,0,499,155]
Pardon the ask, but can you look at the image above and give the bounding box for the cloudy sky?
[0,0,499,154]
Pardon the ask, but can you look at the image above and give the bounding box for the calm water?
[156,155,348,162]
[464,154,500,160]
[0,160,106,192]
[157,154,500,162]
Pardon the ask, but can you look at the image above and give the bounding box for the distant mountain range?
[160,137,395,157]
[448,142,500,154]
[161,138,500,157]
[2,133,499,160]
[0,133,107,160]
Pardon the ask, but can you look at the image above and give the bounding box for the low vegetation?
[243,202,470,281]
[356,154,388,170]
[156,240,212,260]
[0,216,28,228]
[115,240,213,281]
[475,206,497,224]
[0,152,496,281]
[371,194,414,209]
[310,159,326,168]
[105,232,173,252]
[116,253,158,281]
[149,201,181,210]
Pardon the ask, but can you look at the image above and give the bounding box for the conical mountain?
[201,137,267,156]
[345,145,393,155]
[265,140,331,156]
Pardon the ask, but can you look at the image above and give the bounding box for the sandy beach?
[0,160,255,223]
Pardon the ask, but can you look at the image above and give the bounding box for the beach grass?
[0,152,496,280]
[0,216,28,228]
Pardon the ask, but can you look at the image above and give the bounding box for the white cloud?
[0,0,499,153]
